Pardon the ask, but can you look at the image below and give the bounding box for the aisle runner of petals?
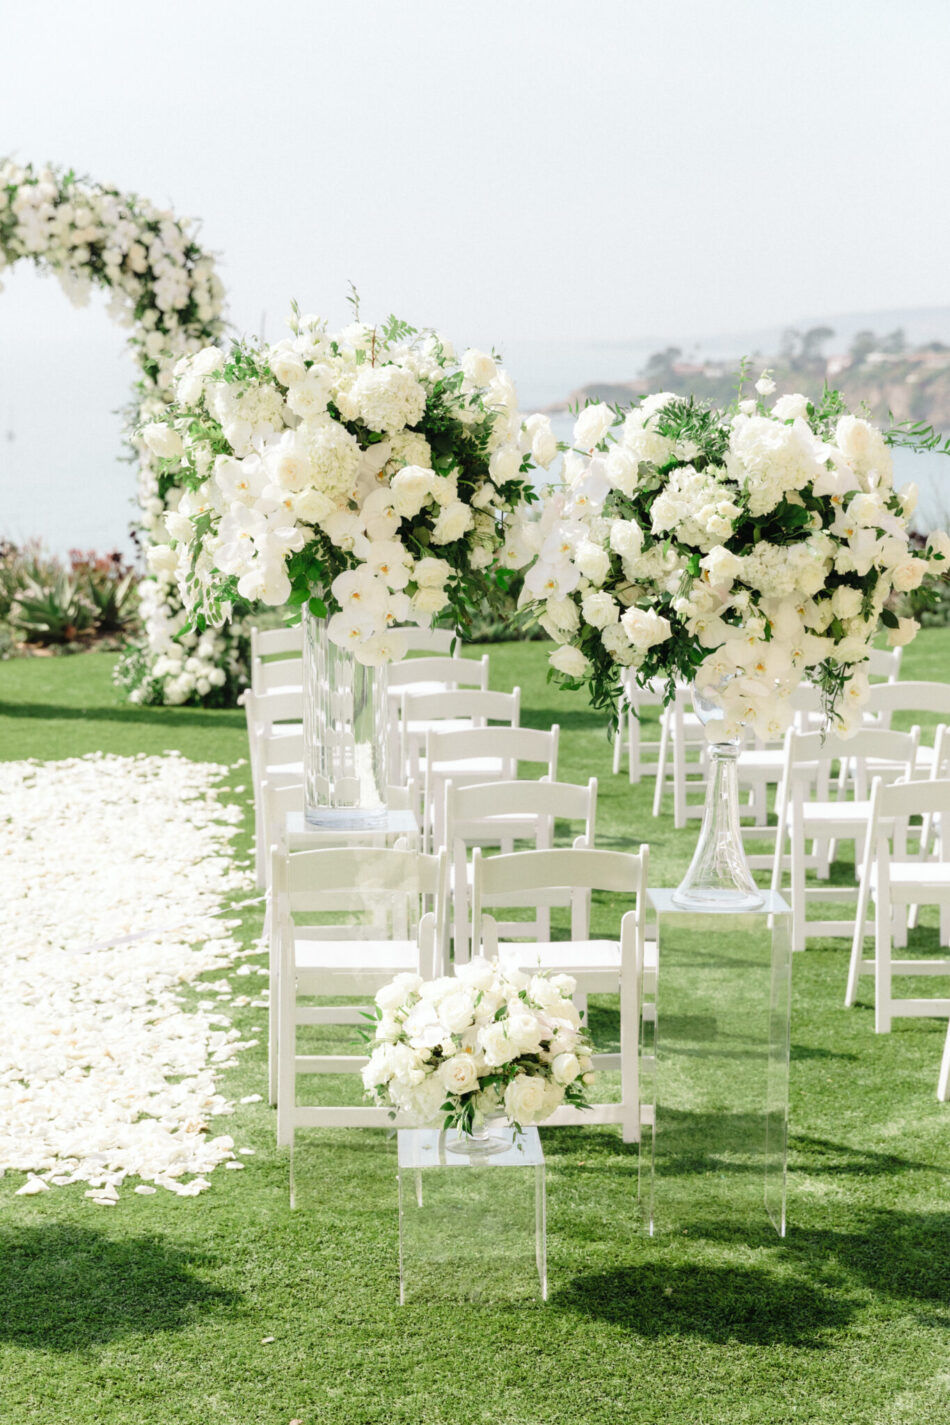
[0,752,259,1203]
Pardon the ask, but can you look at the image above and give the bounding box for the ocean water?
[1,276,947,556]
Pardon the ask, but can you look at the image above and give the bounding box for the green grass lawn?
[1,639,950,1425]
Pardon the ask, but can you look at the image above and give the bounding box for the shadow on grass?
[0,701,244,729]
[551,1262,852,1345]
[0,1225,242,1351]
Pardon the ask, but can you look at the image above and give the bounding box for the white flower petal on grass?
[0,753,255,1196]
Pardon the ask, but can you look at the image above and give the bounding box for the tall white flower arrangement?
[0,158,239,706]
[508,383,946,737]
[144,308,556,655]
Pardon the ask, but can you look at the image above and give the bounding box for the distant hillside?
[548,323,950,430]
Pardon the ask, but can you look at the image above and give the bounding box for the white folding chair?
[260,778,420,1103]
[245,686,304,885]
[387,655,492,774]
[424,723,559,853]
[445,776,596,961]
[652,684,707,826]
[470,844,650,1142]
[612,673,665,784]
[938,1018,950,1101]
[398,686,521,790]
[845,776,950,1031]
[273,844,448,1151]
[250,623,304,695]
[396,627,456,654]
[770,725,920,953]
[387,653,489,694]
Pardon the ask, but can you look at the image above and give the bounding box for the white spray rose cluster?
[362,957,594,1130]
[511,386,943,738]
[144,314,558,661]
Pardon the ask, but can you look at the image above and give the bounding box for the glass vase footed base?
[673,739,764,913]
[444,1120,510,1158]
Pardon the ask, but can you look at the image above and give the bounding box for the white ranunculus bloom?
[431,501,474,545]
[887,616,919,647]
[620,606,672,651]
[552,1051,581,1085]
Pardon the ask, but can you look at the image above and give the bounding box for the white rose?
[888,615,919,647]
[414,557,452,588]
[146,544,179,575]
[582,590,619,629]
[831,585,863,620]
[620,606,672,650]
[574,539,611,585]
[891,557,925,592]
[548,645,590,678]
[411,587,450,616]
[926,529,950,560]
[391,465,435,518]
[574,402,615,449]
[438,1055,479,1096]
[461,348,498,387]
[700,546,743,587]
[545,595,580,633]
[609,520,644,559]
[551,1051,581,1085]
[431,500,474,545]
[489,445,522,483]
[772,393,810,421]
[480,1022,518,1067]
[525,413,558,468]
[438,990,476,1035]
[142,423,184,460]
[454,957,498,992]
[755,375,776,396]
[504,1074,547,1125]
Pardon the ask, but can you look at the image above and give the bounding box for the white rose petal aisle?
[0,753,259,1201]
[145,306,555,821]
[513,382,946,905]
[362,958,595,1155]
[0,157,245,708]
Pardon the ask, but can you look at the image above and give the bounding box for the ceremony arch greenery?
[0,158,245,704]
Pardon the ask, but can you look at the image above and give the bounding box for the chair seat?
[496,938,621,971]
[799,800,872,827]
[871,862,950,889]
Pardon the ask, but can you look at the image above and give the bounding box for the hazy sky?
[3,0,950,550]
[3,0,949,345]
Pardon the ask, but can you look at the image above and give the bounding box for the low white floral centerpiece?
[510,380,946,737]
[362,958,594,1135]
[142,302,556,660]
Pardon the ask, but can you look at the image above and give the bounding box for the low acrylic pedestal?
[641,890,792,1238]
[397,1126,547,1305]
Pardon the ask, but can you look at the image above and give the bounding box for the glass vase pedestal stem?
[302,609,389,829]
[673,740,764,911]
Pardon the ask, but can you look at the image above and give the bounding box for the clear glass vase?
[672,682,764,911]
[444,1115,510,1158]
[302,608,389,828]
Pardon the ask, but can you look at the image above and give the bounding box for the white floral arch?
[0,157,245,704]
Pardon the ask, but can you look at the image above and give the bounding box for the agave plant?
[85,569,139,634]
[9,574,97,644]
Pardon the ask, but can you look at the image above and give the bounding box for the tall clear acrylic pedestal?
[641,890,792,1238]
[397,1126,547,1305]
